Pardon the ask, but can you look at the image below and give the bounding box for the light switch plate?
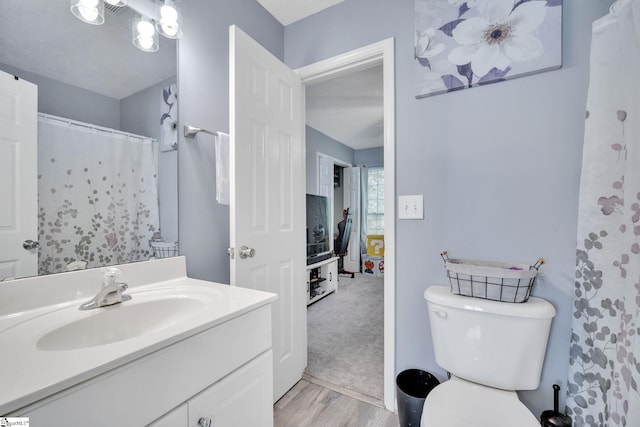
[398,195,423,220]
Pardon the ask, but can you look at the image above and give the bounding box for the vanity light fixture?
[70,0,105,25]
[132,14,159,52]
[155,0,182,39]
[70,0,182,53]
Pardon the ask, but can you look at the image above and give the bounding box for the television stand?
[306,256,339,305]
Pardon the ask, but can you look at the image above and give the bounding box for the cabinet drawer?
[189,350,273,427]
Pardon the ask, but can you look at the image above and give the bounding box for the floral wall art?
[160,83,178,152]
[414,0,563,98]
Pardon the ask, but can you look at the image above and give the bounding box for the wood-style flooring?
[274,378,399,427]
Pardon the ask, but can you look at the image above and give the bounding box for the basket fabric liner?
[445,258,538,303]
[446,259,537,279]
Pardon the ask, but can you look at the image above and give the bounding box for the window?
[366,167,384,235]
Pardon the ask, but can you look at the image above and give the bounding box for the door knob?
[227,247,235,259]
[23,240,40,250]
[239,245,256,259]
[198,417,212,427]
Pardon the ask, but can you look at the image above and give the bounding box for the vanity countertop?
[0,257,276,415]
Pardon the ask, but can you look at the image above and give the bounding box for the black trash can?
[396,369,440,427]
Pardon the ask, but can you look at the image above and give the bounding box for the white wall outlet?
[398,195,424,220]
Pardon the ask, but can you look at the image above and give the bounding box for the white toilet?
[421,286,556,427]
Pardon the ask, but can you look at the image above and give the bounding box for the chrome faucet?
[80,267,132,310]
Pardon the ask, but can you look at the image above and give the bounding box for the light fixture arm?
[126,0,156,18]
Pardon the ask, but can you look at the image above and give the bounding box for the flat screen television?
[306,194,332,265]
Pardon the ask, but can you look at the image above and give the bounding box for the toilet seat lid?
[421,377,539,427]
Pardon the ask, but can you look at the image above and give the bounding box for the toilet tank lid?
[424,286,556,319]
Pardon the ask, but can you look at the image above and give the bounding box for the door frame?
[296,38,396,411]
[316,152,352,252]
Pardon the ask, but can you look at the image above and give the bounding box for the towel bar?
[184,125,219,139]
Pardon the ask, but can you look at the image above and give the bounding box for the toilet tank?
[424,286,556,391]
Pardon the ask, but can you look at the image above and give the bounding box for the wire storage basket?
[441,251,544,303]
[150,240,179,259]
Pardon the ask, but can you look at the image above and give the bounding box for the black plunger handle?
[553,384,560,413]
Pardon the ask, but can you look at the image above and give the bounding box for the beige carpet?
[305,273,384,401]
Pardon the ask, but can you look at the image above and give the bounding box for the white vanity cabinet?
[9,288,275,427]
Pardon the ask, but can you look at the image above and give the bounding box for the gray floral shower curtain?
[37,115,159,275]
[567,1,640,425]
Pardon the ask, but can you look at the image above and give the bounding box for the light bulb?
[79,6,99,22]
[156,0,182,38]
[160,4,178,22]
[71,0,104,25]
[137,20,155,37]
[133,15,158,52]
[139,36,154,50]
[79,0,100,22]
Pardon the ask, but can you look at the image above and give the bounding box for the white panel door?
[317,155,333,198]
[0,70,38,280]
[343,166,360,273]
[229,25,306,402]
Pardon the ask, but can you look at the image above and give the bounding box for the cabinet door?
[189,350,273,427]
[148,404,187,426]
[327,259,338,292]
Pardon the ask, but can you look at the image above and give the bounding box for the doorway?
[296,38,395,411]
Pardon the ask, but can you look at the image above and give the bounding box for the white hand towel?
[215,132,230,205]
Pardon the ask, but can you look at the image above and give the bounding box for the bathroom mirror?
[0,0,178,280]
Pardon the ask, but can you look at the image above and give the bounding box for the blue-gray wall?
[306,126,355,194]
[0,62,120,129]
[355,147,384,167]
[178,0,284,284]
[121,77,176,139]
[285,0,612,416]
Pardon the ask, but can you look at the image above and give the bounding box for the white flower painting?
[415,0,562,98]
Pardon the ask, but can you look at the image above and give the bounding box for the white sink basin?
[37,296,208,351]
[0,285,226,353]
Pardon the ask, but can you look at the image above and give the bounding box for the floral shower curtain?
[37,115,159,275]
[567,1,640,425]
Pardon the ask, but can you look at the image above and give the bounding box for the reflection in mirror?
[0,0,178,280]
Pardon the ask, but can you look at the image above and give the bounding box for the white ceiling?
[0,0,176,100]
[256,0,345,26]
[306,65,384,150]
